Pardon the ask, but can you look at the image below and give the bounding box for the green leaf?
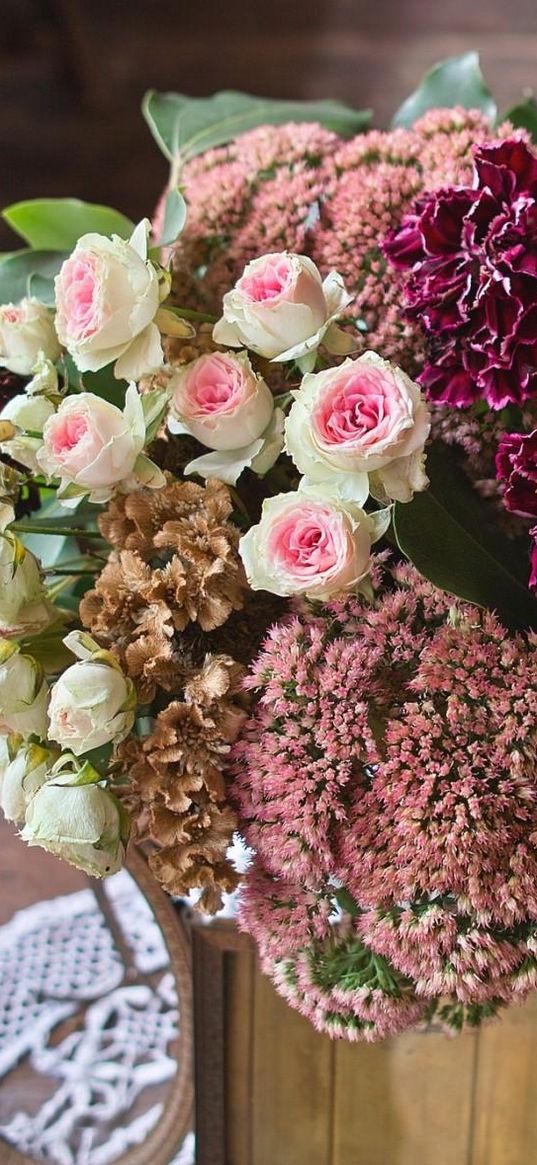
[157,187,187,246]
[62,355,128,408]
[2,199,134,251]
[392,52,496,129]
[393,444,537,632]
[142,89,371,164]
[141,387,170,442]
[0,249,66,305]
[504,93,537,140]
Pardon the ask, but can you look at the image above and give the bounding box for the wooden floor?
[225,941,537,1165]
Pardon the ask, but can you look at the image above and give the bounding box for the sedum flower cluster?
[231,564,537,1038]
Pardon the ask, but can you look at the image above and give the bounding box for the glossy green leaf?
[392,52,497,129]
[504,94,537,140]
[0,249,66,305]
[62,355,128,408]
[393,444,537,632]
[142,89,371,164]
[158,187,187,246]
[2,199,134,251]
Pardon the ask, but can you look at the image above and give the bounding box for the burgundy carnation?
[384,138,537,409]
[530,529,537,589]
[496,428,537,518]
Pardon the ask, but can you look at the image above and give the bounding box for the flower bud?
[0,530,55,639]
[0,737,54,824]
[0,392,55,473]
[0,643,48,738]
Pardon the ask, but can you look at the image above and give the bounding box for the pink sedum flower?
[285,351,430,503]
[37,383,164,505]
[239,483,388,599]
[169,350,273,451]
[54,221,163,381]
[213,251,352,367]
[0,297,60,375]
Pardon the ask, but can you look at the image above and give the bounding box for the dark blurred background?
[1,0,537,246]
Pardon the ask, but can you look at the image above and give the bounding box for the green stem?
[167,305,217,325]
[44,567,98,576]
[12,522,102,538]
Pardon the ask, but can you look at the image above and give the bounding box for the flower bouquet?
[2,51,537,1043]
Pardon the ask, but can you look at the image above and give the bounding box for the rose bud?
[54,220,163,381]
[0,739,55,825]
[48,631,136,756]
[285,351,430,504]
[0,392,55,473]
[239,481,389,600]
[0,530,55,639]
[21,753,126,878]
[0,643,48,739]
[213,251,352,368]
[0,298,61,375]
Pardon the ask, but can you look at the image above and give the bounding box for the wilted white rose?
[0,531,55,639]
[48,632,136,755]
[0,298,61,375]
[213,251,352,368]
[0,643,48,738]
[21,754,125,877]
[54,220,163,381]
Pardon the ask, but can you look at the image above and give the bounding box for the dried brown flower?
[115,653,247,911]
[80,478,246,698]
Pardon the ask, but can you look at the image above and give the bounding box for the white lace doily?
[0,871,194,1165]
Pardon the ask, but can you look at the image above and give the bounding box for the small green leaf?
[62,355,128,408]
[504,93,537,141]
[141,387,170,442]
[142,89,371,164]
[158,187,187,246]
[393,445,537,632]
[0,249,66,305]
[392,52,496,129]
[2,199,134,251]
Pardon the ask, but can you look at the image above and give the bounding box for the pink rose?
[239,483,388,599]
[169,350,274,450]
[213,251,351,366]
[285,351,430,503]
[37,384,163,504]
[54,222,163,381]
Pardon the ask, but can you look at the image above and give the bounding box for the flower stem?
[167,305,217,325]
[12,522,102,538]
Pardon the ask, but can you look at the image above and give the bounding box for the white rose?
[36,383,164,505]
[0,531,55,639]
[48,631,136,756]
[0,740,53,824]
[54,220,163,381]
[0,644,48,738]
[0,298,61,375]
[0,393,55,472]
[239,481,390,600]
[213,251,352,368]
[21,755,125,878]
[285,352,431,503]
